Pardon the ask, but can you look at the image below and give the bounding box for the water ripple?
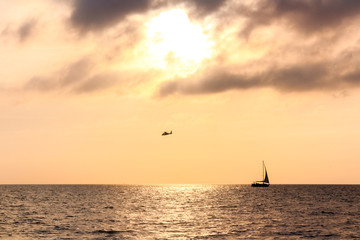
[0,185,359,239]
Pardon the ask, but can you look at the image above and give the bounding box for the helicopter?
[162,131,172,136]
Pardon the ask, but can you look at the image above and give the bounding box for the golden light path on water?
[125,184,220,239]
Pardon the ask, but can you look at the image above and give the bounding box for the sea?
[0,185,359,239]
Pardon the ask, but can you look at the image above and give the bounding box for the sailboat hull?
[251,183,270,187]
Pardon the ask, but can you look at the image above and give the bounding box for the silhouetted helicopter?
[162,131,172,136]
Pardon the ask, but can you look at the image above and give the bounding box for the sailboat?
[251,161,270,187]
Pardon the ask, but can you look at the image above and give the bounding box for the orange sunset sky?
[1,0,360,184]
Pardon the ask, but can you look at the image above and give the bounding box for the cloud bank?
[158,64,335,96]
[9,0,360,97]
[158,59,360,97]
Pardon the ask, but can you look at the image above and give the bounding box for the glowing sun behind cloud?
[146,9,213,76]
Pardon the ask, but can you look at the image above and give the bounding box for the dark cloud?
[239,0,360,36]
[188,0,227,15]
[158,69,262,97]
[157,63,343,97]
[70,0,229,31]
[70,0,151,31]
[18,20,37,42]
[159,72,261,97]
[270,64,330,91]
[343,71,360,84]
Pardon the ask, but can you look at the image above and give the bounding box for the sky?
[1,0,360,184]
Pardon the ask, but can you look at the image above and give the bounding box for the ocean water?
[0,185,359,239]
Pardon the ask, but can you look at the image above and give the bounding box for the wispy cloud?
[18,19,37,42]
[74,72,119,93]
[23,57,160,94]
[24,58,94,92]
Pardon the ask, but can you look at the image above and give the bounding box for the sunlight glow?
[146,9,213,76]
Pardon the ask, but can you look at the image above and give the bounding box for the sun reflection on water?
[128,184,230,238]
